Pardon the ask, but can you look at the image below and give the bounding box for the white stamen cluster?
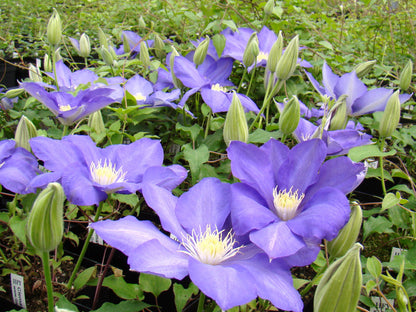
[273,186,305,221]
[59,104,72,112]
[134,92,146,101]
[211,83,228,93]
[257,51,269,63]
[89,159,127,186]
[180,225,243,265]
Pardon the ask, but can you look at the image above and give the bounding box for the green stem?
[246,65,256,97]
[67,201,104,289]
[41,251,54,312]
[62,125,68,138]
[204,111,211,139]
[51,46,59,92]
[196,292,206,312]
[236,70,247,94]
[379,138,387,196]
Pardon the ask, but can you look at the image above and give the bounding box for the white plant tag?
[10,273,26,309]
[390,247,406,262]
[89,216,104,245]
[370,296,394,312]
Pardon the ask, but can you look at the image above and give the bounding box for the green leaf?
[90,300,150,312]
[182,144,210,183]
[363,216,393,241]
[74,266,97,291]
[173,282,199,312]
[111,193,139,208]
[212,34,225,57]
[381,192,400,212]
[55,293,80,311]
[248,129,282,144]
[139,273,171,298]
[366,256,382,279]
[348,145,396,162]
[319,40,333,50]
[176,123,202,143]
[221,19,237,32]
[9,215,27,246]
[293,278,310,290]
[101,275,144,300]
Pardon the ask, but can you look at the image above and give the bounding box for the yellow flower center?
[180,225,243,265]
[211,83,228,93]
[273,186,304,221]
[59,104,72,112]
[89,159,127,186]
[134,92,146,101]
[257,51,269,63]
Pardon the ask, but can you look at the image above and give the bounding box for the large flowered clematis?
[0,140,39,194]
[227,139,366,265]
[91,178,303,311]
[305,62,411,116]
[174,55,259,113]
[29,135,187,206]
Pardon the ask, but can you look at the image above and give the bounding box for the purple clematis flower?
[174,55,260,113]
[114,31,154,56]
[305,62,411,116]
[29,135,187,206]
[227,139,366,265]
[0,88,19,110]
[91,178,303,312]
[0,140,39,194]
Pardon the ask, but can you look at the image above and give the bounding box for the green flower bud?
[100,46,115,67]
[275,35,299,81]
[329,95,348,130]
[5,88,24,99]
[123,33,131,54]
[44,54,52,73]
[15,115,37,152]
[396,287,409,312]
[170,46,183,89]
[243,32,259,68]
[314,243,363,312]
[138,16,146,29]
[98,27,109,49]
[79,33,91,58]
[267,31,283,73]
[379,90,401,138]
[140,41,151,68]
[264,0,275,16]
[327,202,362,258]
[354,60,376,78]
[26,183,65,252]
[54,47,62,62]
[399,59,413,91]
[279,96,300,136]
[88,110,105,135]
[46,8,62,47]
[193,37,210,66]
[223,92,249,146]
[28,62,42,82]
[154,34,166,59]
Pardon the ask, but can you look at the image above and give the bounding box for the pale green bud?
[314,243,363,312]
[44,54,52,73]
[123,33,131,54]
[243,32,259,68]
[264,0,275,16]
[88,110,105,135]
[329,95,348,130]
[267,31,283,73]
[279,96,300,136]
[397,288,409,312]
[140,41,151,68]
[154,34,166,59]
[98,27,109,49]
[138,16,146,29]
[15,115,37,152]
[327,202,362,258]
[399,59,413,91]
[79,33,91,58]
[193,37,210,66]
[170,46,183,89]
[379,90,401,138]
[223,92,249,146]
[5,88,24,98]
[54,47,62,62]
[353,60,376,78]
[275,35,299,81]
[28,62,42,82]
[46,8,62,46]
[100,46,115,67]
[26,183,65,252]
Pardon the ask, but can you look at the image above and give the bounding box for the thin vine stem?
[41,251,54,312]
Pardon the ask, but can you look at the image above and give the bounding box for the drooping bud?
[26,182,65,252]
[100,46,115,67]
[223,92,249,146]
[140,41,151,68]
[15,115,38,152]
[193,37,210,66]
[266,31,283,73]
[98,27,109,50]
[79,33,91,58]
[264,0,275,16]
[379,90,401,138]
[354,60,376,78]
[399,59,413,91]
[278,96,300,136]
[88,110,106,136]
[46,8,62,47]
[138,16,146,29]
[154,34,166,59]
[327,202,362,258]
[5,88,24,99]
[43,54,52,73]
[123,33,131,54]
[329,95,348,130]
[314,243,363,312]
[243,32,259,68]
[275,35,299,81]
[28,62,42,82]
[170,46,183,89]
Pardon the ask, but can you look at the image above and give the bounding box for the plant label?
[370,296,394,312]
[10,273,26,309]
[390,247,406,262]
[89,215,104,245]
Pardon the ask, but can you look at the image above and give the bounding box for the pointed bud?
[279,96,300,136]
[138,16,146,29]
[170,46,183,89]
[399,59,413,91]
[123,33,131,54]
[140,41,151,68]
[79,33,91,58]
[243,32,259,68]
[54,47,62,62]
[223,92,249,146]
[46,8,62,46]
[15,115,37,152]
[44,54,52,73]
[28,62,42,82]
[327,202,362,258]
[379,90,401,138]
[275,35,299,81]
[154,34,166,59]
[100,46,115,67]
[5,88,24,99]
[264,0,275,16]
[26,182,65,252]
[314,243,363,312]
[212,34,226,58]
[88,110,105,135]
[267,31,283,73]
[193,37,210,66]
[354,60,376,78]
[98,27,109,49]
[329,95,348,130]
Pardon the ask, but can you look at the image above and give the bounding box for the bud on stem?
[223,92,249,146]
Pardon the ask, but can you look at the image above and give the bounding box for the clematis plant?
[91,177,303,312]
[227,139,366,265]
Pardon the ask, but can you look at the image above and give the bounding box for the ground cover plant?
[1,0,416,311]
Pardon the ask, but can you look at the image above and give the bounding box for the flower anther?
[134,92,146,101]
[273,186,304,221]
[90,159,127,186]
[211,83,228,93]
[59,104,72,112]
[257,51,269,63]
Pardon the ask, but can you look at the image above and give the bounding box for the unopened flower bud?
[397,287,409,312]
[44,54,52,73]
[79,33,91,58]
[5,88,24,99]
[26,182,65,252]
[275,35,299,81]
[15,115,37,152]
[123,33,131,54]
[243,32,259,68]
[223,92,249,146]
[193,37,210,66]
[98,27,109,49]
[154,34,166,59]
[170,46,183,89]
[100,46,115,67]
[279,96,300,136]
[327,202,362,258]
[138,16,146,29]
[140,41,151,68]
[354,60,376,78]
[329,95,348,130]
[46,8,62,46]
[88,110,105,135]
[267,31,283,73]
[399,59,413,91]
[54,47,62,62]
[264,0,275,16]
[28,62,42,82]
[314,243,363,312]
[379,90,401,138]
